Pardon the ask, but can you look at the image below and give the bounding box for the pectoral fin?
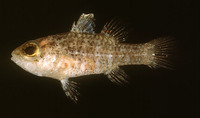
[105,67,128,86]
[61,78,80,103]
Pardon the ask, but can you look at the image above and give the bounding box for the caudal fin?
[148,37,176,69]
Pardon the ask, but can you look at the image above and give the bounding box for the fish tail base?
[147,37,175,69]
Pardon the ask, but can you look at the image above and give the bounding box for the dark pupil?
[24,45,36,55]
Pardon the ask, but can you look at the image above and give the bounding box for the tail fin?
[147,37,176,69]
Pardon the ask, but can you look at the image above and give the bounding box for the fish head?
[11,40,44,76]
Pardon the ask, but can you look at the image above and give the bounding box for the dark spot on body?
[64,63,68,68]
[41,44,47,49]
[77,57,82,61]
[49,41,56,46]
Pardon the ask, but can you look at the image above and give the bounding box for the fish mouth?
[11,50,24,68]
[11,53,18,64]
[11,50,15,62]
[11,56,14,62]
[11,49,20,63]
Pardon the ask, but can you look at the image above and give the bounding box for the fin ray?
[105,67,128,86]
[61,79,80,103]
[101,19,128,42]
[71,13,95,34]
[148,37,176,70]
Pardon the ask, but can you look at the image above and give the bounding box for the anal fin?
[61,78,80,103]
[105,67,128,86]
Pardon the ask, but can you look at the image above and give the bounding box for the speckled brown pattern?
[11,13,173,102]
[34,32,155,80]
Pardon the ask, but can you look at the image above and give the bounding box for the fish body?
[11,13,173,102]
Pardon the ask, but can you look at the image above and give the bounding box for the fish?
[11,13,174,102]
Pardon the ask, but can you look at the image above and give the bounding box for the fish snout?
[11,47,21,60]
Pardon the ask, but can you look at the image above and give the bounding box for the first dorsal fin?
[101,19,128,42]
[71,13,95,34]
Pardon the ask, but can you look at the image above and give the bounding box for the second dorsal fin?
[71,13,95,34]
[101,19,128,42]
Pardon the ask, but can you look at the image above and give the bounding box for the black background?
[0,0,198,118]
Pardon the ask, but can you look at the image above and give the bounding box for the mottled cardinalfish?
[11,13,174,102]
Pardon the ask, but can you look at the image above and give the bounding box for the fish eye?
[22,42,40,57]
